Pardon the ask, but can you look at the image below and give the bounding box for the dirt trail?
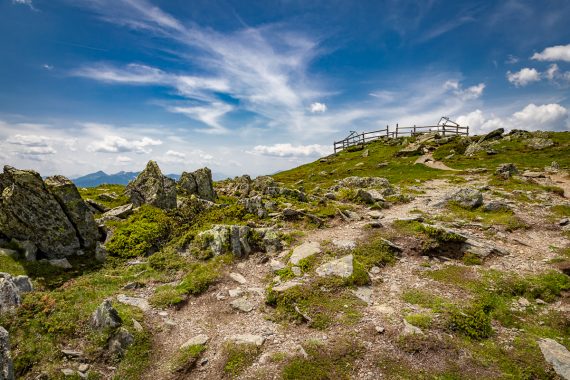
[414,154,458,171]
[138,176,569,380]
[551,172,570,198]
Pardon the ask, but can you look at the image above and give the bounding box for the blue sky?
[1,0,570,178]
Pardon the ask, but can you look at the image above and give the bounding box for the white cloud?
[505,55,519,64]
[506,68,541,86]
[545,64,559,81]
[531,44,570,62]
[88,135,162,153]
[250,143,332,157]
[165,150,186,159]
[167,102,234,134]
[7,134,52,147]
[309,102,327,113]
[457,103,569,135]
[42,64,54,71]
[12,0,34,9]
[116,155,133,163]
[443,80,485,100]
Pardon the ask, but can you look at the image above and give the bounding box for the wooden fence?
[333,118,469,153]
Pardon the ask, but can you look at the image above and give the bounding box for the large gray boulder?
[178,167,216,201]
[239,195,267,218]
[195,225,281,257]
[538,338,570,379]
[443,188,483,209]
[125,161,176,210]
[45,176,99,252]
[0,326,15,380]
[0,277,20,315]
[91,300,122,330]
[495,163,518,179]
[0,166,83,258]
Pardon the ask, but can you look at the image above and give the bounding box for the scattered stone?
[464,143,483,156]
[125,160,176,210]
[291,266,302,276]
[0,276,21,314]
[478,128,504,143]
[228,288,243,298]
[375,326,385,334]
[316,255,353,278]
[495,163,519,179]
[181,334,210,349]
[538,338,570,379]
[335,176,394,195]
[483,200,511,212]
[367,221,383,228]
[380,238,403,253]
[443,188,483,209]
[229,272,247,284]
[265,186,307,202]
[228,334,265,347]
[61,368,76,377]
[61,349,83,358]
[369,266,381,275]
[11,276,32,294]
[116,294,150,312]
[78,364,90,373]
[178,167,216,201]
[101,204,134,220]
[367,210,383,219]
[289,241,321,265]
[373,304,395,315]
[196,225,256,257]
[559,218,569,226]
[239,196,267,218]
[9,239,37,261]
[108,327,134,357]
[355,162,364,167]
[269,259,285,272]
[48,258,72,269]
[402,320,423,336]
[0,326,14,380]
[332,239,356,250]
[272,280,303,293]
[522,170,546,178]
[352,287,372,304]
[132,319,143,332]
[362,149,369,157]
[517,297,530,307]
[85,198,109,213]
[91,300,122,330]
[230,297,255,313]
[337,209,362,222]
[324,192,336,200]
[357,188,385,203]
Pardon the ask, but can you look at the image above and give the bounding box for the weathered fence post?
[386,126,389,138]
[396,123,399,138]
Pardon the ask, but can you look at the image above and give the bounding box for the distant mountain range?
[72,170,229,187]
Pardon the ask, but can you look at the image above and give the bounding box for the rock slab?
[0,326,14,380]
[538,338,570,379]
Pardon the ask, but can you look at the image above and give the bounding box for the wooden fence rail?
[333,122,469,153]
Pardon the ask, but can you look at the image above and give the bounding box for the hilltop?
[1,129,569,380]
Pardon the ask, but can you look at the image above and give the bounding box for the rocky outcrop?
[239,195,267,218]
[0,166,99,259]
[195,225,281,257]
[91,300,122,330]
[45,176,99,252]
[538,338,570,379]
[0,273,32,314]
[265,187,307,202]
[495,163,518,179]
[178,167,216,201]
[0,326,15,380]
[526,138,554,150]
[333,176,395,196]
[478,128,504,143]
[125,161,176,210]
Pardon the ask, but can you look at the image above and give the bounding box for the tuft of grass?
[113,330,152,380]
[551,204,570,218]
[78,184,129,211]
[448,304,493,340]
[404,313,433,330]
[223,342,261,378]
[169,344,206,373]
[351,234,397,270]
[106,205,172,258]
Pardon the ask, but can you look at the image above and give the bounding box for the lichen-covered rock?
[101,204,133,220]
[178,167,216,201]
[316,255,354,278]
[0,326,15,380]
[252,176,276,193]
[91,300,122,330]
[526,138,554,150]
[239,196,267,218]
[495,163,518,179]
[478,128,504,143]
[265,187,307,202]
[9,239,37,261]
[45,175,99,252]
[196,225,280,257]
[125,161,176,210]
[538,338,570,379]
[443,188,483,209]
[108,327,134,357]
[0,166,81,258]
[0,274,21,314]
[464,143,483,156]
[357,189,385,203]
[334,176,395,195]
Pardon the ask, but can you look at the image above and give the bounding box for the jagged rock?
[337,209,362,222]
[252,176,276,194]
[430,225,508,258]
[380,238,404,253]
[272,279,303,292]
[125,161,176,210]
[281,208,324,226]
[316,255,354,278]
[95,242,107,263]
[108,327,134,357]
[538,338,570,379]
[226,175,252,198]
[289,241,321,265]
[255,228,282,253]
[239,196,267,218]
[228,334,265,347]
[527,138,554,150]
[332,239,356,250]
[464,143,483,156]
[357,189,385,203]
[495,163,519,179]
[269,259,285,272]
[9,239,37,261]
[560,218,570,226]
[48,258,72,269]
[85,199,108,213]
[402,320,423,336]
[11,275,32,294]
[0,166,81,258]
[45,175,99,252]
[91,300,122,330]
[478,128,504,143]
[352,287,372,304]
[443,188,483,209]
[181,334,209,349]
[522,171,546,178]
[61,349,83,358]
[101,204,133,220]
[230,297,255,312]
[178,167,216,201]
[0,276,20,314]
[0,327,14,380]
[196,225,252,257]
[230,272,247,284]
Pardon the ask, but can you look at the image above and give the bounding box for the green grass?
[78,184,129,210]
[168,344,206,373]
[282,338,363,380]
[404,313,433,329]
[551,204,570,218]
[106,205,172,258]
[442,203,528,232]
[223,342,261,378]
